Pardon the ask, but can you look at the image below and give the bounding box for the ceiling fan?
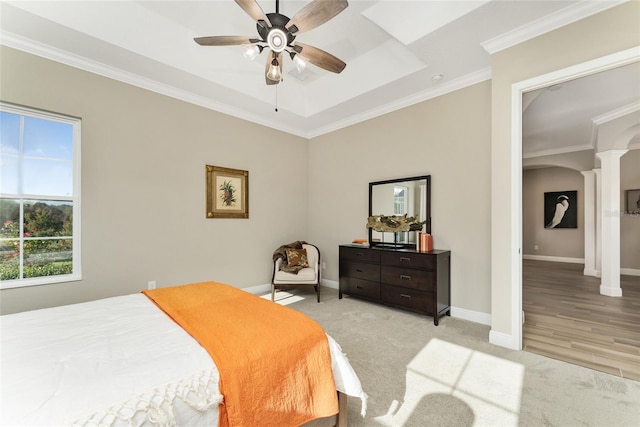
[194,0,348,85]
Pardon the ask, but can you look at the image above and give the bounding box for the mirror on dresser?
[368,175,431,248]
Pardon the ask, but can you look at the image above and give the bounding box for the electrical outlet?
[322,262,327,270]
[534,245,539,251]
[147,280,156,290]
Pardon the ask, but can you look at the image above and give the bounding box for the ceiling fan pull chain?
[275,86,278,112]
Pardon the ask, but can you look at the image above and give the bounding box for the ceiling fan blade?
[295,42,346,74]
[235,0,271,27]
[194,36,258,46]
[286,0,348,34]
[265,51,282,85]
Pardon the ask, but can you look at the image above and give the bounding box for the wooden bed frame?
[303,391,348,427]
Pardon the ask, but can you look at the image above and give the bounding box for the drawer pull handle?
[400,257,411,262]
[400,275,411,280]
[356,285,363,289]
[355,253,363,257]
[356,269,363,273]
[400,294,411,299]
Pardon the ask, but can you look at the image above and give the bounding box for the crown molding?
[481,0,626,54]
[589,101,640,148]
[523,143,593,159]
[3,28,491,140]
[592,100,640,125]
[306,67,492,139]
[0,30,310,138]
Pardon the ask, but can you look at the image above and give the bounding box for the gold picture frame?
[206,165,249,218]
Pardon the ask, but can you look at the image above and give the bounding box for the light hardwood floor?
[523,259,640,381]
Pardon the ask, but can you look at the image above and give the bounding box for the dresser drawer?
[381,266,434,291]
[340,277,381,300]
[340,246,381,263]
[340,260,380,282]
[381,285,433,314]
[381,251,435,270]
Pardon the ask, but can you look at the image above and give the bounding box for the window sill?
[0,274,82,290]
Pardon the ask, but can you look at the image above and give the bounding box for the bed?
[0,281,366,426]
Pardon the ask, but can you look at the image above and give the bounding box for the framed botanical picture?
[206,165,249,218]
[626,189,640,214]
[544,190,577,229]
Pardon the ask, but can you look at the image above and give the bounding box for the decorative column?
[596,150,627,297]
[581,170,597,277]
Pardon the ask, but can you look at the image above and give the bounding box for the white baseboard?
[325,279,492,327]
[244,283,271,295]
[489,329,519,350]
[621,268,640,277]
[523,254,584,264]
[265,279,494,327]
[322,279,339,290]
[450,306,491,326]
[524,259,639,276]
[246,280,339,296]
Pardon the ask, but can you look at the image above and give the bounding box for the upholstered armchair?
[271,243,321,303]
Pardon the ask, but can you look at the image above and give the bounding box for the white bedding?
[0,293,365,426]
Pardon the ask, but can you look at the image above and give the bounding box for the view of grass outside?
[0,107,78,285]
[0,200,73,280]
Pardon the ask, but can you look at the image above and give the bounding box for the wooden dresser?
[339,245,451,325]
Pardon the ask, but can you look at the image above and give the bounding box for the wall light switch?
[147,280,156,290]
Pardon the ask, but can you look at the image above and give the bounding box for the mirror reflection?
[369,175,431,247]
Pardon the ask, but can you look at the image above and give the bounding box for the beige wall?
[621,149,640,269]
[2,49,493,318]
[0,46,308,314]
[523,167,585,259]
[523,149,640,270]
[2,2,637,327]
[308,81,493,316]
[490,1,640,339]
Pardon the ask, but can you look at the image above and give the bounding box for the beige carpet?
[270,287,640,426]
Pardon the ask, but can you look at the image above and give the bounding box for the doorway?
[509,47,640,352]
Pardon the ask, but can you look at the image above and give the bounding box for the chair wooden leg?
[271,283,276,302]
[316,284,320,303]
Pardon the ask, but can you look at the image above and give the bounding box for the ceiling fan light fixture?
[267,58,282,81]
[290,52,307,73]
[194,0,349,85]
[243,44,263,62]
[267,28,287,53]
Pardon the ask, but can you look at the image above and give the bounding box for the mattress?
[0,293,365,426]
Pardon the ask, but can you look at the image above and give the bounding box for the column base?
[599,285,622,297]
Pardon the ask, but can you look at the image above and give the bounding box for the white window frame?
[0,102,81,289]
[394,185,408,215]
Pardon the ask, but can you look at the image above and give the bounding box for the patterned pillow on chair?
[286,248,309,268]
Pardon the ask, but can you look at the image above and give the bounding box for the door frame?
[509,47,640,350]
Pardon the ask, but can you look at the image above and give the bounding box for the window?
[394,186,408,215]
[0,103,81,289]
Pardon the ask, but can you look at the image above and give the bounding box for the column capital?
[596,149,629,160]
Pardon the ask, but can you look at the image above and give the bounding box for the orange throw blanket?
[142,281,338,427]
